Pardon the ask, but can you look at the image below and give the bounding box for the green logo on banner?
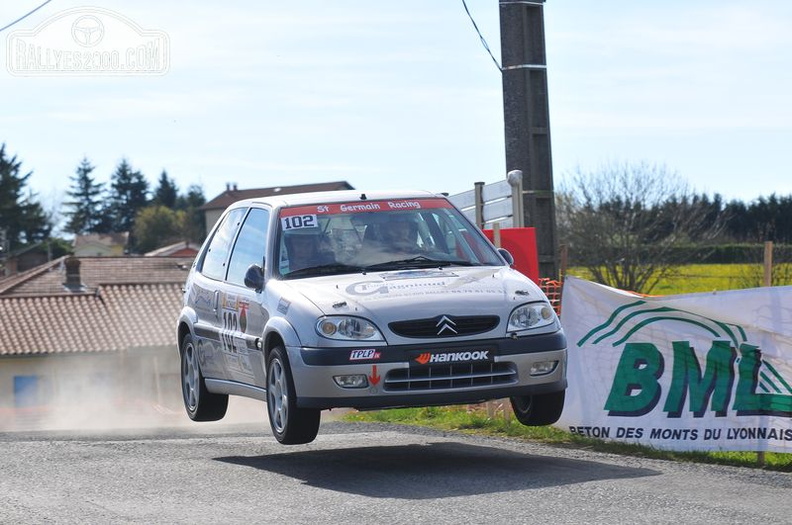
[578,300,792,418]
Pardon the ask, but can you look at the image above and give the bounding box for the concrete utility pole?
[500,0,559,279]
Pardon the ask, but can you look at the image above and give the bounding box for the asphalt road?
[1,411,790,525]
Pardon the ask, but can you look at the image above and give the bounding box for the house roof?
[201,181,354,211]
[0,255,192,297]
[145,241,200,257]
[0,283,183,355]
[0,255,193,356]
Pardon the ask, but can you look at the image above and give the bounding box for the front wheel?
[510,390,565,426]
[181,334,228,421]
[267,346,320,445]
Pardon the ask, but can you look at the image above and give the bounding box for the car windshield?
[276,197,504,279]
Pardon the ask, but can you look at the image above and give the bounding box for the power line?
[461,0,502,72]
[0,0,55,34]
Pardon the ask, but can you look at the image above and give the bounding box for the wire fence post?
[763,241,773,287]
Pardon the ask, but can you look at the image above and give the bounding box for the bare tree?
[557,161,725,294]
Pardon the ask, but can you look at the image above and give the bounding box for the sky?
[2,0,792,225]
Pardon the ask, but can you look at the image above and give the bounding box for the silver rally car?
[177,190,567,444]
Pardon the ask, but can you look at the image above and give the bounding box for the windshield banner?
[558,276,792,453]
[281,198,452,217]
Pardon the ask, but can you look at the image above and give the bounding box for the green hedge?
[676,244,792,264]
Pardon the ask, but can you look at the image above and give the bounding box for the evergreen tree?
[63,157,105,235]
[19,191,51,245]
[105,158,149,234]
[153,170,178,208]
[0,143,52,251]
[175,184,207,243]
[175,184,206,210]
[722,194,792,243]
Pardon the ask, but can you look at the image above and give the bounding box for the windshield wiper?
[364,256,478,272]
[284,263,364,279]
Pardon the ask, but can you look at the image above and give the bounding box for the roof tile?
[0,256,192,356]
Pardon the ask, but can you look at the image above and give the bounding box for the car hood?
[279,266,546,320]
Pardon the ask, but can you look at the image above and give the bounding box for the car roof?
[226,189,446,210]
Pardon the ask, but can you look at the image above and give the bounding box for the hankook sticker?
[413,350,493,365]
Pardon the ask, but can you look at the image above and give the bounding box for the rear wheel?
[181,334,228,421]
[510,390,565,426]
[267,346,320,444]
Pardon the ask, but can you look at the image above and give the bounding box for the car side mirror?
[498,248,514,266]
[244,263,265,291]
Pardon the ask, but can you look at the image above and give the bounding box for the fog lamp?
[333,375,369,388]
[530,360,558,376]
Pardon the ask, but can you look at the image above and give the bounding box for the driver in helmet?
[380,213,418,252]
[284,228,334,272]
[358,213,420,264]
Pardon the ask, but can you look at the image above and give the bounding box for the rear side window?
[200,208,246,281]
[227,208,271,286]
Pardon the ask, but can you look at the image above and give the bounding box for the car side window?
[227,207,271,287]
[200,208,247,281]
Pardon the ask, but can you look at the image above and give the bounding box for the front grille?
[384,362,517,392]
[389,315,499,338]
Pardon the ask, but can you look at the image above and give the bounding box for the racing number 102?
[282,214,317,230]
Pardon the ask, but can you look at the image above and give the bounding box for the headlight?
[508,302,556,332]
[316,316,384,341]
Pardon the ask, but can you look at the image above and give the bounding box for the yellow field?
[565,264,777,296]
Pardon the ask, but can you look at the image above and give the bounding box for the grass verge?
[343,405,792,472]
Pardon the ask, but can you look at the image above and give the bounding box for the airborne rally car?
[177,190,567,444]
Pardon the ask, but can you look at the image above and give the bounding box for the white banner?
[557,277,792,453]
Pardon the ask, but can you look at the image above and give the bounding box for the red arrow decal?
[369,365,381,386]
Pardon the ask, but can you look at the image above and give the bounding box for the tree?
[557,161,725,294]
[133,205,184,253]
[0,143,52,251]
[153,170,178,208]
[104,159,149,234]
[134,184,207,251]
[723,194,792,243]
[63,157,105,235]
[175,184,207,243]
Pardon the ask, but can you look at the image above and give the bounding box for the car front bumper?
[288,331,567,410]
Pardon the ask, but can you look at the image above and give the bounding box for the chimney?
[64,257,83,290]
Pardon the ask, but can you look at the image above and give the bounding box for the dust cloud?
[2,355,267,434]
[3,353,352,435]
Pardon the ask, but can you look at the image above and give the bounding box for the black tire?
[510,390,565,426]
[181,334,228,421]
[267,346,320,445]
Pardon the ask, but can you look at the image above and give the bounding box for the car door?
[191,207,247,380]
[222,207,271,386]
